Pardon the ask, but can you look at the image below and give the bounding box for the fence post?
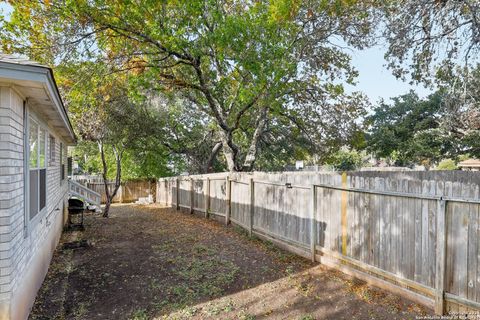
[249,178,254,237]
[435,198,447,315]
[148,180,152,203]
[310,185,317,262]
[341,172,348,256]
[175,178,180,211]
[164,180,168,206]
[190,178,194,214]
[225,176,231,225]
[205,177,210,218]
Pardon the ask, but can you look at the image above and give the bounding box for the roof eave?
[0,61,77,145]
[45,68,77,145]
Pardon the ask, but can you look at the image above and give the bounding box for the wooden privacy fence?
[157,171,480,315]
[85,180,153,204]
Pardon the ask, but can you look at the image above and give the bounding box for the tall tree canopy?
[380,1,480,163]
[383,0,480,83]
[365,91,465,168]
[67,63,167,215]
[1,0,378,172]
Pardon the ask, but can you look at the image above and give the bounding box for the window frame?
[27,113,48,223]
[60,142,66,182]
[49,134,56,166]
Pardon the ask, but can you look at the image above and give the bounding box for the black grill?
[68,198,85,230]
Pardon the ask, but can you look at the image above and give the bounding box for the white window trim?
[25,107,50,229]
[60,142,66,184]
[23,100,29,238]
[49,134,56,166]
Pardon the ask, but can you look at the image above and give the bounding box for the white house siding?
[0,86,69,320]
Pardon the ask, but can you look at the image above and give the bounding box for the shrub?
[435,158,458,170]
[328,149,364,171]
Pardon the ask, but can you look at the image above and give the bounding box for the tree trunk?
[204,141,222,173]
[99,141,110,217]
[219,113,267,172]
[219,131,237,172]
[111,145,122,199]
[99,141,123,217]
[242,107,268,171]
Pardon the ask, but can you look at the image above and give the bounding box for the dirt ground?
[29,204,430,320]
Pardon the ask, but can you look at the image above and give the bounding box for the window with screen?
[29,117,47,219]
[49,135,55,165]
[60,142,65,181]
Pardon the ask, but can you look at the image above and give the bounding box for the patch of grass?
[203,299,235,317]
[203,303,223,317]
[183,234,198,243]
[263,309,273,317]
[130,308,148,320]
[233,225,250,237]
[149,278,161,291]
[252,238,295,262]
[343,278,374,303]
[260,266,271,274]
[192,243,216,256]
[176,258,239,298]
[152,242,175,252]
[238,310,256,320]
[73,301,90,319]
[296,281,314,297]
[285,265,295,276]
[166,257,178,264]
[151,299,169,312]
[178,306,198,318]
[300,315,315,320]
[223,299,235,312]
[159,254,240,315]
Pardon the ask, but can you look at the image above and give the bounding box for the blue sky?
[0,1,431,103]
[345,45,432,103]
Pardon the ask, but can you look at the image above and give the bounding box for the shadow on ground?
[29,204,430,320]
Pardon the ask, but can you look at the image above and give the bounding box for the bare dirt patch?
[29,204,430,320]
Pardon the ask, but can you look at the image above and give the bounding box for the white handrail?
[68,179,101,206]
[69,179,101,196]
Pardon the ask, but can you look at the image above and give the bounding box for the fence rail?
[71,177,154,204]
[157,171,480,316]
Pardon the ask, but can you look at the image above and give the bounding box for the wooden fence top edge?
[314,184,480,204]
[161,176,480,204]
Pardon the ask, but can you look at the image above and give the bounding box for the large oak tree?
[1,0,378,171]
[381,0,480,154]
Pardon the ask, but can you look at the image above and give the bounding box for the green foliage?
[461,130,480,159]
[365,91,458,167]
[380,2,480,159]
[435,159,458,171]
[458,154,471,162]
[382,0,479,85]
[1,0,378,172]
[328,149,364,171]
[130,309,148,320]
[72,131,172,180]
[121,150,171,180]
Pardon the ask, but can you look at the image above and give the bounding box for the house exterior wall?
[0,86,68,320]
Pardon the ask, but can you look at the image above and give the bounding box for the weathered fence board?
[230,180,250,227]
[209,178,226,216]
[77,180,152,204]
[193,179,205,211]
[157,170,480,315]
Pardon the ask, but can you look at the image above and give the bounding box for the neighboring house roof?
[458,159,480,168]
[0,54,47,68]
[0,54,76,144]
